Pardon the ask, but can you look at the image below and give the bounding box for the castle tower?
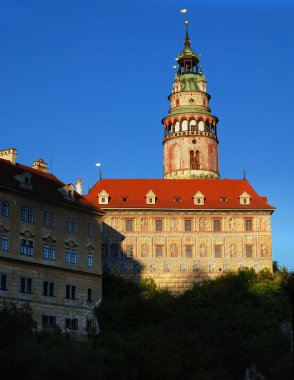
[162,20,220,179]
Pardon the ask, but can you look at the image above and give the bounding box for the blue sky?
[1,0,293,269]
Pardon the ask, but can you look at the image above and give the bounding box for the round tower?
[162,21,220,179]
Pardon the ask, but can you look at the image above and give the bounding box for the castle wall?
[101,210,273,294]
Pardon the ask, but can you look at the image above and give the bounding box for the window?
[126,245,133,257]
[65,285,76,300]
[20,277,32,293]
[87,288,93,302]
[1,235,8,251]
[174,197,182,203]
[213,219,221,232]
[214,245,222,258]
[0,200,9,217]
[245,219,253,232]
[21,206,34,223]
[185,219,192,231]
[155,246,163,258]
[43,212,56,229]
[0,274,7,290]
[155,220,163,231]
[65,248,78,264]
[87,223,93,238]
[43,243,56,260]
[66,217,77,233]
[86,319,95,330]
[43,281,54,297]
[245,245,253,257]
[20,239,34,256]
[126,219,133,232]
[65,318,78,330]
[185,246,193,258]
[87,252,94,267]
[110,243,119,257]
[42,315,56,328]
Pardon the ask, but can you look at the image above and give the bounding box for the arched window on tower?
[190,150,200,170]
[196,150,200,169]
[211,124,215,134]
[190,150,195,169]
[205,121,210,132]
[190,120,196,131]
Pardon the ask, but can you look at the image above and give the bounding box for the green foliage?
[0,271,293,379]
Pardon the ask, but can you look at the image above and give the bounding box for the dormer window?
[122,197,128,202]
[239,191,251,205]
[193,191,205,205]
[58,184,75,201]
[98,190,109,205]
[146,190,156,205]
[14,171,33,190]
[174,197,182,203]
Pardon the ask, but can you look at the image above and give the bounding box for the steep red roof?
[86,178,275,211]
[0,158,104,214]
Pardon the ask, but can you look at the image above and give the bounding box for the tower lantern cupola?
[162,19,220,180]
[176,20,200,74]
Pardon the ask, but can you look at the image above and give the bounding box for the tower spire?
[184,19,191,49]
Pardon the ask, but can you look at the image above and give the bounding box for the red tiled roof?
[0,158,104,214]
[86,178,275,211]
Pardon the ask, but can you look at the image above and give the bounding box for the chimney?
[76,178,82,195]
[32,158,48,173]
[0,148,17,165]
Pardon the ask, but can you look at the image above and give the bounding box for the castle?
[86,20,274,293]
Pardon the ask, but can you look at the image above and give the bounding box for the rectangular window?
[0,274,7,290]
[126,219,133,232]
[214,245,222,258]
[65,285,76,300]
[155,219,163,231]
[21,206,34,223]
[185,246,193,257]
[42,315,56,328]
[0,200,9,217]
[43,243,56,260]
[65,217,77,233]
[65,248,78,264]
[213,219,221,232]
[87,252,94,267]
[1,235,8,251]
[65,318,78,330]
[185,219,192,231]
[245,219,253,232]
[155,245,163,258]
[20,239,34,256]
[87,288,93,302]
[20,277,32,294]
[43,281,54,297]
[87,223,93,238]
[245,245,253,257]
[43,212,56,229]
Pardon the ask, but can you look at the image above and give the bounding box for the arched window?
[190,120,196,131]
[211,124,215,134]
[190,150,195,169]
[205,121,210,132]
[196,150,200,169]
[176,99,179,107]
